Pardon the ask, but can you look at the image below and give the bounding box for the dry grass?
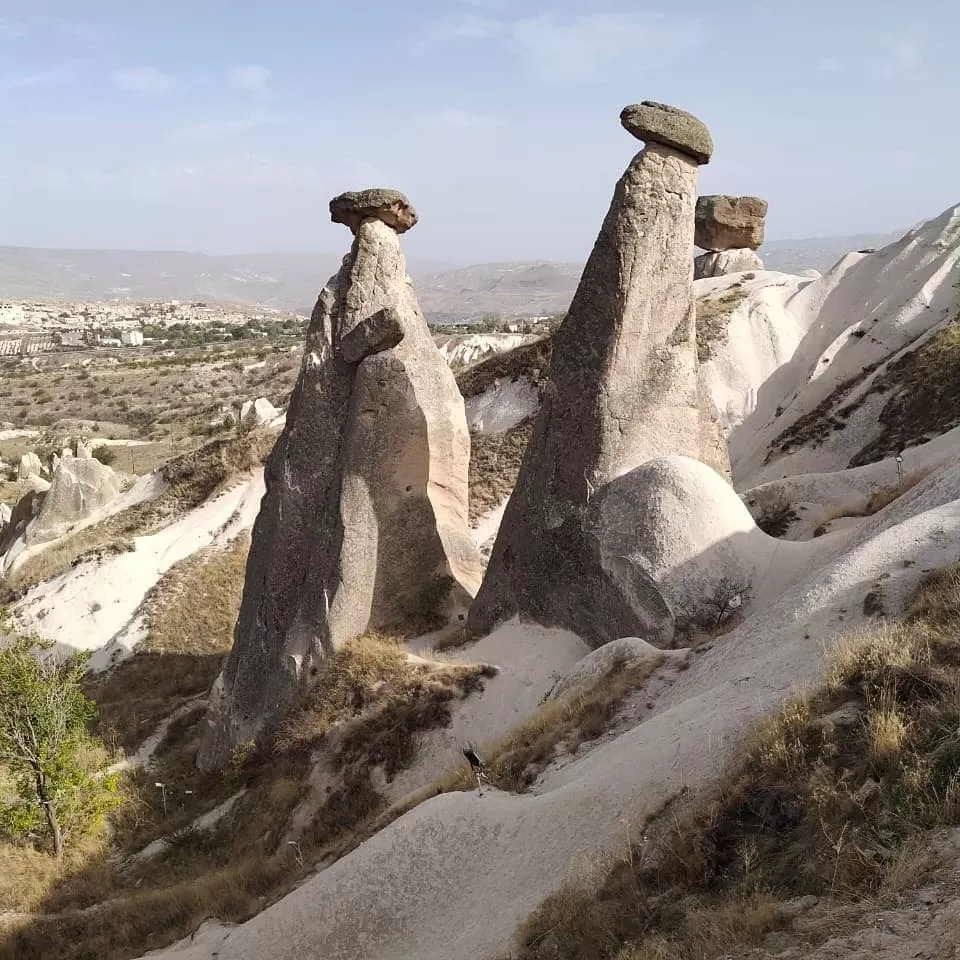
[852,324,960,466]
[810,468,931,536]
[141,534,251,655]
[512,561,960,960]
[469,419,534,521]
[456,336,553,399]
[696,288,748,362]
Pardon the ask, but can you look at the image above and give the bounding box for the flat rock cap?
[329,188,418,234]
[620,101,713,165]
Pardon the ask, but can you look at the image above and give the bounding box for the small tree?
[236,406,259,437]
[91,445,117,467]
[0,635,121,857]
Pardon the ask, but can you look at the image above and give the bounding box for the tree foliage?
[0,627,121,857]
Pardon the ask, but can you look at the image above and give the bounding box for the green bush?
[0,630,122,857]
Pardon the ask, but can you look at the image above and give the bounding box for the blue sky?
[0,0,957,264]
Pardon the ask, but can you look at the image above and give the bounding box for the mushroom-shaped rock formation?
[199,189,481,770]
[329,188,418,235]
[695,195,767,251]
[467,103,729,647]
[620,101,714,165]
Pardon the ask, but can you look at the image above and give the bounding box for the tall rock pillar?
[468,102,728,647]
[199,189,481,770]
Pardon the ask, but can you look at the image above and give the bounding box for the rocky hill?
[0,230,902,322]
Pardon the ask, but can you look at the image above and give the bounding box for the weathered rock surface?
[329,188,418,235]
[199,195,480,770]
[694,248,764,279]
[239,397,280,426]
[588,456,777,626]
[0,478,49,563]
[695,195,767,251]
[620,101,713,164]
[0,502,10,534]
[76,439,92,460]
[468,104,729,647]
[17,451,42,480]
[28,457,121,545]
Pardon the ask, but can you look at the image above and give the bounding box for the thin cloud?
[112,66,178,94]
[817,57,843,72]
[230,64,271,95]
[510,12,706,80]
[0,64,77,90]
[414,14,501,54]
[880,25,928,76]
[414,10,705,78]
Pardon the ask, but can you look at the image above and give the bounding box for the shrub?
[91,445,117,467]
[0,636,122,857]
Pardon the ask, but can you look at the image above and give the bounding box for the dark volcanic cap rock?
[329,188,418,234]
[620,102,713,165]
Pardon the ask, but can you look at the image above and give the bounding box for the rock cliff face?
[199,190,481,770]
[467,103,728,647]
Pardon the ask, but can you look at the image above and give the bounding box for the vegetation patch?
[695,287,748,363]
[511,562,960,960]
[851,325,960,466]
[754,502,800,538]
[766,362,881,463]
[469,418,535,521]
[2,633,495,960]
[140,534,251,656]
[456,336,553,400]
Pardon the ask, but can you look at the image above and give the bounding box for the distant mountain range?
[0,229,905,322]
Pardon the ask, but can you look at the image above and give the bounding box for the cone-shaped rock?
[467,103,728,647]
[199,191,481,770]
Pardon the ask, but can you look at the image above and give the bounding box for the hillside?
[0,231,903,322]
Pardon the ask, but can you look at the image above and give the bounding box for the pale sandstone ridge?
[468,103,728,647]
[199,189,481,770]
[695,195,767,250]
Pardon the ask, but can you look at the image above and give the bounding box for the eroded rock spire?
[199,189,481,770]
[467,102,729,646]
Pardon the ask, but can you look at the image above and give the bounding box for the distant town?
[0,298,305,356]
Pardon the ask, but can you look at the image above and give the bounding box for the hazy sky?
[1,1,957,264]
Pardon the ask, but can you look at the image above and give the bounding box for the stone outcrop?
[17,451,42,480]
[694,248,764,279]
[199,189,481,770]
[239,397,280,426]
[0,477,49,566]
[76,439,92,460]
[587,456,776,625]
[467,102,729,647]
[695,195,767,251]
[28,457,121,545]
